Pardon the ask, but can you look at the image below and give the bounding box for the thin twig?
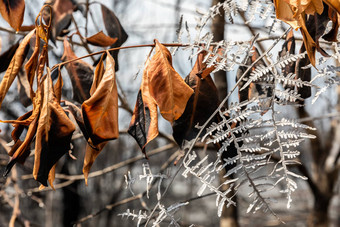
[73,149,180,225]
[22,144,175,182]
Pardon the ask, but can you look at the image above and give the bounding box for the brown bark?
[297,67,340,226]
[211,1,238,226]
[211,0,228,104]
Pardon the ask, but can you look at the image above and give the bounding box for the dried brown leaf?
[86,31,118,47]
[83,142,106,185]
[128,60,159,153]
[172,51,219,147]
[82,52,119,146]
[101,4,128,71]
[62,38,93,103]
[0,41,19,73]
[147,39,194,123]
[0,30,34,109]
[0,0,25,31]
[33,69,75,186]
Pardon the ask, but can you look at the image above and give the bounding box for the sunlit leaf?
[0,0,25,31]
[83,142,106,185]
[128,60,159,153]
[0,30,34,109]
[86,31,118,47]
[147,39,194,123]
[82,52,119,146]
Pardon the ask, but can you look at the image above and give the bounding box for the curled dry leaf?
[91,53,106,95]
[128,59,159,153]
[0,0,25,31]
[4,113,38,177]
[147,39,193,123]
[25,32,41,92]
[322,7,340,42]
[83,142,106,185]
[324,0,340,13]
[17,70,32,107]
[81,52,119,182]
[0,30,35,110]
[33,69,75,186]
[82,52,119,146]
[0,41,19,73]
[62,38,93,103]
[43,0,75,42]
[101,3,128,71]
[86,31,118,47]
[274,0,323,29]
[172,51,219,147]
[274,0,340,66]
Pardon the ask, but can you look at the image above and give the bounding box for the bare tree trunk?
[297,59,340,226]
[211,1,238,227]
[212,0,228,103]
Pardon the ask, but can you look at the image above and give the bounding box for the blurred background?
[0,0,339,226]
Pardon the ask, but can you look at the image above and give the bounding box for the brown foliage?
[0,0,25,31]
[173,51,219,147]
[128,40,194,153]
[62,38,93,103]
[273,0,340,66]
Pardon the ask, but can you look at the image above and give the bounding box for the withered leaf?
[172,51,219,147]
[0,41,19,73]
[4,114,38,177]
[33,70,75,186]
[101,4,128,71]
[43,0,75,42]
[17,70,32,107]
[128,61,159,153]
[305,4,330,57]
[82,52,119,146]
[91,53,106,95]
[64,101,89,142]
[25,32,40,91]
[53,67,63,103]
[322,7,339,41]
[86,31,118,47]
[324,0,340,13]
[62,38,93,103]
[273,0,330,66]
[0,0,25,31]
[83,142,106,185]
[0,30,34,109]
[147,39,194,123]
